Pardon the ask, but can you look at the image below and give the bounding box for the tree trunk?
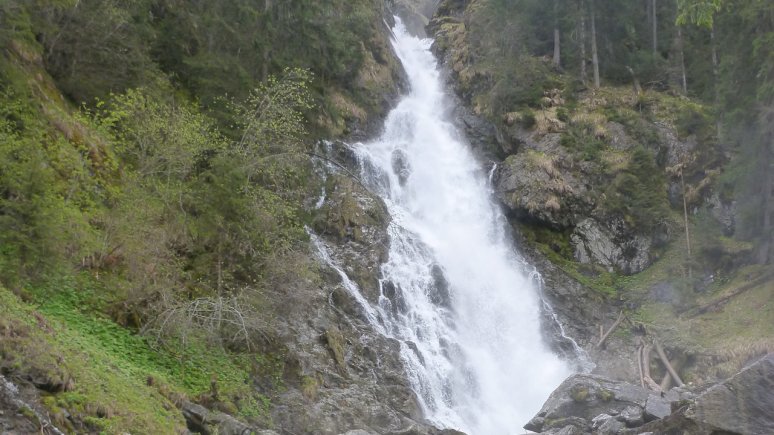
[757,119,773,264]
[678,26,687,94]
[261,0,273,81]
[711,23,719,77]
[579,0,588,84]
[711,22,722,138]
[654,340,685,387]
[652,0,658,56]
[596,311,624,348]
[681,171,693,281]
[590,0,600,88]
[553,0,561,68]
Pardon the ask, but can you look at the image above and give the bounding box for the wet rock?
[533,354,774,434]
[181,401,254,435]
[0,374,64,435]
[524,374,651,433]
[494,152,591,229]
[428,265,451,308]
[391,149,411,186]
[571,218,652,274]
[314,174,390,303]
[544,425,584,435]
[643,394,671,421]
[341,430,375,435]
[685,353,774,434]
[382,280,409,315]
[617,405,644,427]
[390,0,439,38]
[707,192,737,236]
[591,413,624,434]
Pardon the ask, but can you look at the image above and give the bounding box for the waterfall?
[314,18,574,434]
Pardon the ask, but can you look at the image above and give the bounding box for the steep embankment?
[0,1,455,434]
[430,0,773,387]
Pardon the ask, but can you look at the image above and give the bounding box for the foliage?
[603,147,670,231]
[677,0,723,27]
[0,82,98,287]
[233,68,314,159]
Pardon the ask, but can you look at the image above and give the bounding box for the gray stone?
[571,218,652,274]
[686,353,774,435]
[181,401,254,435]
[643,394,672,421]
[591,413,626,434]
[526,374,651,432]
[706,193,737,236]
[553,425,583,435]
[598,417,625,434]
[524,416,545,432]
[617,405,644,427]
[591,413,615,430]
[494,153,591,229]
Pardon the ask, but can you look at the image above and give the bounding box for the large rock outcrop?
[571,218,652,275]
[527,353,774,435]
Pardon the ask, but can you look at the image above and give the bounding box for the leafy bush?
[490,56,553,112]
[602,146,670,231]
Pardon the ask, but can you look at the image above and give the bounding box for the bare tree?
[590,0,600,88]
[553,0,561,68]
[652,0,658,56]
[677,23,688,94]
[579,0,588,84]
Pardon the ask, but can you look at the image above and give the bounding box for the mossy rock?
[570,385,590,402]
[325,326,347,370]
[596,388,615,402]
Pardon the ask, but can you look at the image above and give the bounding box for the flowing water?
[314,19,576,434]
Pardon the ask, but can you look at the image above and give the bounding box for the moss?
[596,388,615,402]
[301,375,320,400]
[325,326,347,369]
[18,405,40,426]
[569,385,589,402]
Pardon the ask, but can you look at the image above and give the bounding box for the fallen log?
[654,340,685,387]
[661,353,687,391]
[596,310,624,348]
[636,343,645,388]
[642,343,653,380]
[644,375,662,393]
[684,270,774,318]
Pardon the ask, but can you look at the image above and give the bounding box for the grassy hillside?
[0,0,402,431]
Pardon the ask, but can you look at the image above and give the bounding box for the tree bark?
[681,170,693,280]
[636,342,645,388]
[596,311,624,348]
[590,0,600,88]
[652,0,658,56]
[661,353,687,391]
[553,0,561,68]
[677,26,688,94]
[758,124,773,264]
[654,340,685,387]
[711,22,723,138]
[261,0,273,81]
[579,0,588,84]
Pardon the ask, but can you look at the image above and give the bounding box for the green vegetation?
[0,0,397,429]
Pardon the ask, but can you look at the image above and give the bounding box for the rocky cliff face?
[425,5,774,434]
[429,0,723,277]
[524,353,774,435]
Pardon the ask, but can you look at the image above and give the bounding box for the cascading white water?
[314,19,575,434]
